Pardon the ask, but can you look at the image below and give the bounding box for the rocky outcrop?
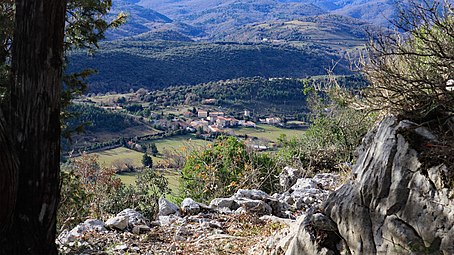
[159,197,181,216]
[286,117,454,255]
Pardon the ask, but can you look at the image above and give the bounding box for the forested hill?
[212,14,371,50]
[68,40,352,93]
[137,0,397,34]
[140,75,367,116]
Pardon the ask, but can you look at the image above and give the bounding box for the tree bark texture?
[0,0,66,254]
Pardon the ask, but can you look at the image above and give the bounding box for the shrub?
[362,0,454,122]
[58,166,91,232]
[278,86,375,173]
[180,136,279,203]
[104,167,170,219]
[58,154,170,231]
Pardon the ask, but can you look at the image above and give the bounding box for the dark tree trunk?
[0,0,66,254]
[0,110,18,236]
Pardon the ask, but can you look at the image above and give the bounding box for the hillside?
[144,75,367,116]
[137,0,397,33]
[105,0,173,40]
[68,40,352,93]
[137,0,327,38]
[147,77,309,116]
[106,0,206,40]
[212,14,371,53]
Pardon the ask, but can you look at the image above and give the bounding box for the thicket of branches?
[362,0,454,124]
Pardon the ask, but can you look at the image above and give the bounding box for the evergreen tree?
[142,153,153,168]
[149,143,159,156]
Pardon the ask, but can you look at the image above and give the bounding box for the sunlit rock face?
[287,117,454,255]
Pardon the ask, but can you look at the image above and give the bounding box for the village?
[69,92,307,157]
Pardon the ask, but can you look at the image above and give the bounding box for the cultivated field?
[232,124,305,142]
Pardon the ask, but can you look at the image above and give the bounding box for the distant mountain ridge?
[69,0,395,94]
[107,0,398,41]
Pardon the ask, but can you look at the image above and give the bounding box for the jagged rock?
[290,178,318,191]
[266,198,291,218]
[288,117,454,254]
[286,211,344,255]
[210,197,238,210]
[312,173,339,190]
[279,167,303,191]
[181,198,201,215]
[105,216,129,230]
[116,208,148,227]
[234,189,271,200]
[159,198,181,216]
[310,213,337,232]
[275,173,338,212]
[236,199,272,216]
[57,219,106,244]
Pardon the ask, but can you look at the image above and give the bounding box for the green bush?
[104,168,170,219]
[180,136,279,203]
[58,154,170,231]
[58,166,91,232]
[278,88,375,173]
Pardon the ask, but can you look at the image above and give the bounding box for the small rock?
[236,199,272,216]
[303,196,314,205]
[234,189,271,201]
[132,225,151,234]
[266,198,290,218]
[181,198,201,215]
[209,220,222,229]
[116,208,148,227]
[235,207,248,214]
[58,219,106,244]
[113,244,128,251]
[149,221,160,227]
[224,243,233,250]
[279,167,303,191]
[159,198,181,216]
[312,173,340,190]
[159,215,184,226]
[176,226,191,236]
[105,216,129,231]
[210,197,238,210]
[290,178,318,191]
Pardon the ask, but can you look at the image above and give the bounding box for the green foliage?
[65,0,126,51]
[149,142,158,156]
[180,136,279,203]
[279,88,375,172]
[104,168,170,219]
[148,77,311,116]
[65,104,137,133]
[58,166,91,232]
[58,154,170,229]
[67,40,353,93]
[142,153,153,168]
[58,154,123,223]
